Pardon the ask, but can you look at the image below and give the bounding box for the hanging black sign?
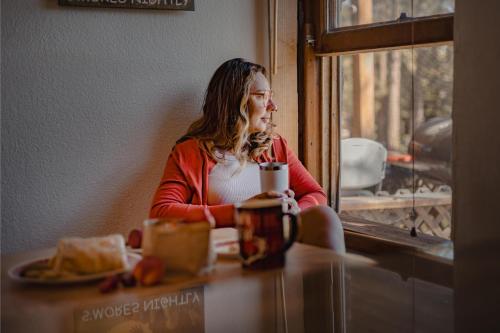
[58,0,194,11]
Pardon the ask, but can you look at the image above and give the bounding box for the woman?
[150,58,345,252]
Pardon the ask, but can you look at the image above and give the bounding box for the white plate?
[126,246,143,254]
[8,253,142,285]
[212,228,240,259]
[215,240,240,259]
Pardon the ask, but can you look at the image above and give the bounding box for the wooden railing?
[340,186,452,239]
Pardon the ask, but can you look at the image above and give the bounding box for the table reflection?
[2,243,453,333]
[74,287,204,332]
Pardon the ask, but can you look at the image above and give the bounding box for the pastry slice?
[49,234,128,275]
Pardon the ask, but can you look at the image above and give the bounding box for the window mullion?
[317,14,454,55]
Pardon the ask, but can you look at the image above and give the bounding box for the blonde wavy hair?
[178,58,275,165]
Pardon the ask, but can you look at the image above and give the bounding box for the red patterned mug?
[234,198,298,269]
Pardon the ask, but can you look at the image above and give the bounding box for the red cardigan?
[150,135,326,227]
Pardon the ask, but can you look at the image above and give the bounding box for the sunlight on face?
[248,72,277,133]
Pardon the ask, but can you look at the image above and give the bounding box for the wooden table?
[1,241,453,333]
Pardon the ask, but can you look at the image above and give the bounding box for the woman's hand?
[245,190,300,214]
[245,189,293,201]
[282,189,300,214]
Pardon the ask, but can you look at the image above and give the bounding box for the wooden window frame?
[298,0,454,257]
[319,14,454,55]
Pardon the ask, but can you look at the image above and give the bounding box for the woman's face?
[247,72,277,133]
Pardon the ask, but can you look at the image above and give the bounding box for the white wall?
[453,0,500,331]
[1,0,269,253]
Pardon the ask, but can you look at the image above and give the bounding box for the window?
[298,0,454,240]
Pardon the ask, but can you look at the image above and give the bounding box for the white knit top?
[207,151,261,205]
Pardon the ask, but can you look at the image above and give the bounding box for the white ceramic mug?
[259,162,289,193]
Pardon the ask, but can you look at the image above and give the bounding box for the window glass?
[413,0,455,18]
[339,45,453,239]
[332,0,454,29]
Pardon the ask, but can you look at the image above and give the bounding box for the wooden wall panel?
[269,0,299,155]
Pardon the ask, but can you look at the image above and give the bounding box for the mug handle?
[280,212,298,253]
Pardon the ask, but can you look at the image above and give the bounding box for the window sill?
[341,214,453,287]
